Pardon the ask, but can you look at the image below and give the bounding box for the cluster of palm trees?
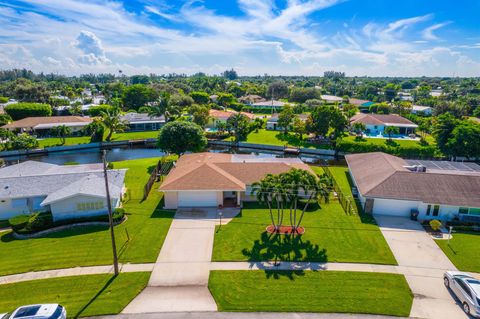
[252,168,332,234]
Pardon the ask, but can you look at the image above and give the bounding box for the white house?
[266,113,308,131]
[350,113,418,137]
[346,152,480,222]
[121,113,165,131]
[0,161,126,221]
[321,95,343,103]
[160,153,313,209]
[411,105,433,116]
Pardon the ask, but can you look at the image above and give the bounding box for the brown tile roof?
[346,152,480,207]
[2,116,92,129]
[348,98,371,106]
[209,109,254,120]
[350,113,417,127]
[160,152,312,191]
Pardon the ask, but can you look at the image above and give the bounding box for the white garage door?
[178,191,218,207]
[373,198,417,217]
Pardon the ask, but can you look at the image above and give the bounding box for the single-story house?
[2,116,93,137]
[398,92,413,101]
[121,113,165,131]
[348,98,374,112]
[346,152,480,222]
[411,105,433,116]
[207,109,254,129]
[321,95,343,103]
[251,100,286,109]
[266,113,308,131]
[160,152,313,209]
[239,95,266,105]
[0,161,126,221]
[350,113,418,137]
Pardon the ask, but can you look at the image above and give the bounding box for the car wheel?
[444,277,450,288]
[463,302,470,315]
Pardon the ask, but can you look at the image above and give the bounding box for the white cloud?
[74,30,110,65]
[422,22,452,40]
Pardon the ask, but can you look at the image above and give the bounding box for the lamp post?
[448,226,453,246]
[102,150,119,275]
[218,211,223,229]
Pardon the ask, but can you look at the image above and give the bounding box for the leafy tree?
[100,107,127,141]
[9,133,39,150]
[267,81,289,99]
[433,113,459,157]
[83,119,104,142]
[190,91,210,104]
[352,122,366,136]
[5,103,52,120]
[12,79,50,102]
[50,125,72,145]
[190,105,210,128]
[384,126,400,140]
[88,104,114,117]
[306,105,330,137]
[383,83,400,101]
[289,87,320,103]
[170,94,194,108]
[226,113,250,143]
[217,93,236,107]
[0,96,8,103]
[277,104,295,134]
[222,69,238,80]
[304,99,323,109]
[0,114,12,126]
[393,101,412,116]
[369,102,391,114]
[342,103,358,119]
[292,116,306,139]
[122,84,158,111]
[130,75,150,84]
[157,121,207,154]
[329,106,348,140]
[446,121,480,159]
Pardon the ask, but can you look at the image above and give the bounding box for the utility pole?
[102,150,119,275]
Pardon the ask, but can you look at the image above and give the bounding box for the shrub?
[88,104,114,117]
[429,219,442,231]
[5,103,52,120]
[24,212,54,233]
[0,114,12,126]
[8,215,30,232]
[0,96,8,103]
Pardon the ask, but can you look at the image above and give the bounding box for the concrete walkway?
[375,215,466,319]
[122,208,240,314]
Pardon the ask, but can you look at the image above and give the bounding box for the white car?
[444,271,480,317]
[0,304,66,319]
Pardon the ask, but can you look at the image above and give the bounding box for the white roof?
[252,100,286,107]
[33,122,91,129]
[321,95,343,102]
[412,105,432,111]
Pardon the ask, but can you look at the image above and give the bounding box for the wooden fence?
[322,167,357,216]
[143,158,175,200]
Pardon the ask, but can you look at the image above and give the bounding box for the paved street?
[375,215,466,319]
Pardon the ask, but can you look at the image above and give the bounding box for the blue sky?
[0,0,479,76]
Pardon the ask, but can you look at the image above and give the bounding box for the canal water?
[2,145,331,165]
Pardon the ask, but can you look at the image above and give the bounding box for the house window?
[458,207,469,215]
[469,208,480,216]
[433,205,440,216]
[76,201,104,211]
[426,204,431,216]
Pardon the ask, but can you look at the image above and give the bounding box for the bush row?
[9,208,125,235]
[336,139,439,158]
[4,103,52,120]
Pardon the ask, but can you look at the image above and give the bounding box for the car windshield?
[13,306,40,318]
[49,306,63,319]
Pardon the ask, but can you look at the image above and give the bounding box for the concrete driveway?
[375,215,467,319]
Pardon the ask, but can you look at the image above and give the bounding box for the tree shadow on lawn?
[74,274,117,318]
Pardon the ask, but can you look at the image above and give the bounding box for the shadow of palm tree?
[242,232,327,279]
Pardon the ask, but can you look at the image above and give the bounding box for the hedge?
[5,103,52,120]
[87,104,115,117]
[336,139,439,158]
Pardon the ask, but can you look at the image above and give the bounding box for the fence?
[143,158,175,200]
[322,166,358,216]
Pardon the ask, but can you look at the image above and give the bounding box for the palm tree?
[351,122,366,136]
[100,108,127,141]
[151,92,182,122]
[252,174,286,231]
[384,126,400,140]
[51,125,71,145]
[252,177,277,231]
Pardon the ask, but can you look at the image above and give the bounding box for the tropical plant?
[226,113,250,143]
[157,121,207,154]
[50,125,72,145]
[352,122,366,136]
[100,107,127,141]
[384,126,400,140]
[429,219,442,231]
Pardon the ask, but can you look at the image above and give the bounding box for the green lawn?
[0,157,174,276]
[212,199,396,264]
[435,231,480,273]
[226,129,330,149]
[0,272,149,318]
[209,270,413,316]
[38,131,160,148]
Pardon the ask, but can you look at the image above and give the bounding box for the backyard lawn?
[0,272,149,318]
[209,270,413,316]
[435,231,480,273]
[0,157,174,276]
[212,199,396,264]
[37,130,160,148]
[225,129,330,149]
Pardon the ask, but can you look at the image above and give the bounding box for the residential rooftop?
[350,113,418,127]
[2,116,92,130]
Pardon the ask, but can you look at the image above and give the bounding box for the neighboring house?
[250,100,286,109]
[0,161,126,221]
[398,92,413,101]
[350,113,418,137]
[121,113,165,131]
[2,116,93,137]
[239,95,266,105]
[430,89,444,97]
[411,105,433,116]
[160,152,313,209]
[346,152,480,222]
[207,109,254,129]
[321,95,343,103]
[348,98,374,112]
[266,113,308,131]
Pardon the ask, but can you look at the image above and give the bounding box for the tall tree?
[433,113,459,157]
[226,113,250,143]
[384,126,400,140]
[446,121,480,159]
[100,107,127,141]
[306,105,331,138]
[157,121,207,154]
[122,84,158,111]
[277,104,295,134]
[50,125,72,145]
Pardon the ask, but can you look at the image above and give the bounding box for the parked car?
[0,304,66,319]
[444,271,480,317]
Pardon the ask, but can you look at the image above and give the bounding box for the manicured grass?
[212,200,396,264]
[226,129,330,149]
[325,166,352,196]
[0,272,149,318]
[37,131,160,148]
[435,231,480,273]
[0,157,174,276]
[209,270,413,316]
